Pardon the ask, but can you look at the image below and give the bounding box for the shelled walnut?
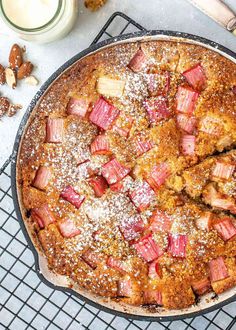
[84,0,107,11]
[0,97,10,117]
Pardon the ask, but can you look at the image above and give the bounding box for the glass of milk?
[0,0,78,43]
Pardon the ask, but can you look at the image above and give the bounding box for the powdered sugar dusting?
[18,39,236,309]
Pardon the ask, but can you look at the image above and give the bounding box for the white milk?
[2,0,59,29]
[0,0,78,43]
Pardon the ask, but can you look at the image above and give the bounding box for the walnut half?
[84,0,107,11]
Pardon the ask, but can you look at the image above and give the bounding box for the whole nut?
[0,97,10,117]
[9,43,23,70]
[5,68,17,89]
[17,62,34,80]
[0,64,6,85]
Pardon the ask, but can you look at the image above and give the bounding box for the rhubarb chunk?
[212,196,236,214]
[143,96,170,124]
[88,176,108,197]
[143,290,162,305]
[129,181,155,212]
[203,184,236,214]
[146,162,171,190]
[81,248,102,269]
[32,166,51,190]
[107,256,128,273]
[212,162,235,180]
[112,116,133,138]
[147,71,170,96]
[148,259,161,279]
[192,277,211,295]
[168,234,187,258]
[211,257,236,294]
[31,204,55,229]
[149,209,172,232]
[195,212,212,231]
[112,125,130,138]
[176,86,199,114]
[133,234,164,262]
[209,256,229,282]
[67,97,89,117]
[181,135,196,156]
[110,175,133,193]
[176,114,196,134]
[134,135,154,157]
[45,118,64,143]
[89,96,120,130]
[92,229,103,241]
[119,215,145,241]
[128,48,147,72]
[117,279,133,297]
[199,116,222,136]
[213,218,236,241]
[60,185,85,209]
[58,218,81,238]
[183,64,206,91]
[90,134,110,155]
[97,77,125,97]
[102,158,130,185]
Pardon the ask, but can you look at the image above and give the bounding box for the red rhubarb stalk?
[102,158,130,185]
[168,234,187,258]
[146,162,171,190]
[133,234,164,262]
[88,176,108,197]
[60,185,85,209]
[128,48,147,72]
[32,166,51,190]
[89,96,120,130]
[181,134,196,156]
[209,256,229,282]
[90,134,110,155]
[176,86,199,114]
[212,162,235,180]
[129,181,155,212]
[183,64,206,91]
[143,96,170,124]
[119,215,145,242]
[67,97,89,117]
[213,218,236,241]
[58,218,81,238]
[31,204,55,229]
[46,118,64,143]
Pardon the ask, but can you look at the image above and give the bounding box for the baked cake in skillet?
[18,40,236,311]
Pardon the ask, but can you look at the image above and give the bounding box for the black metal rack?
[0,12,235,330]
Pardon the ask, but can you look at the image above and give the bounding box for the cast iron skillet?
[11,30,236,321]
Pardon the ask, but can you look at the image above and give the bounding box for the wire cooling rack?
[0,12,235,330]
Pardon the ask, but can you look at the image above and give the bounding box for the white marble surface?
[0,0,236,168]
